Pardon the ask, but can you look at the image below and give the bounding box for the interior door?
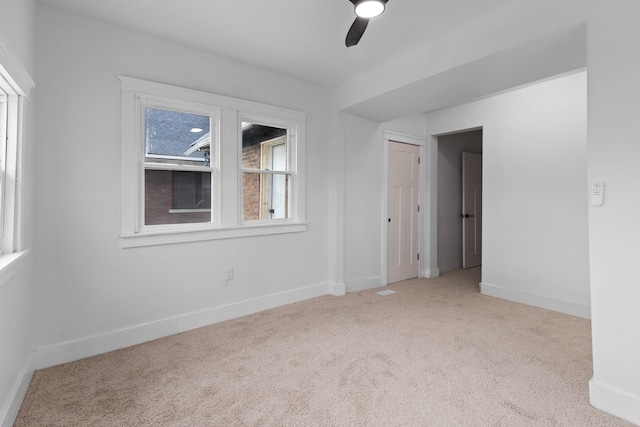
[462,152,482,268]
[388,141,420,283]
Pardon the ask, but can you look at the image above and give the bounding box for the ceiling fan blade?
[345,17,369,47]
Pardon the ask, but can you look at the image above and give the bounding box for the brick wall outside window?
[242,143,262,220]
[145,170,211,225]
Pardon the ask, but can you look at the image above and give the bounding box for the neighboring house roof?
[184,133,211,156]
[145,107,209,159]
[242,124,287,148]
[145,108,288,160]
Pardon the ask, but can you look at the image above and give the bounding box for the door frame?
[424,126,483,278]
[382,131,425,285]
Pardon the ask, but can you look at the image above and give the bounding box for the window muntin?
[240,120,293,221]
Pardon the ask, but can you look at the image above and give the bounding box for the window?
[120,77,306,247]
[240,120,291,221]
[0,40,34,268]
[0,73,26,255]
[142,106,217,227]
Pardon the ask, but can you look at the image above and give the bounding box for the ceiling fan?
[345,0,389,47]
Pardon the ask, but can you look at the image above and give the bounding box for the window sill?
[0,249,30,289]
[120,222,307,248]
[169,209,211,214]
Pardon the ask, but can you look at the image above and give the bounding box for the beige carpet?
[16,268,634,426]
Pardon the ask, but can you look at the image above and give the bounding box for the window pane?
[145,107,211,165]
[145,169,212,225]
[171,171,211,210]
[241,122,287,171]
[243,172,290,221]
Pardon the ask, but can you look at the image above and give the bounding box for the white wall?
[437,130,482,273]
[424,72,590,318]
[341,114,384,291]
[0,0,34,74]
[339,113,426,292]
[0,254,34,427]
[587,1,640,424]
[381,114,427,139]
[32,5,333,367]
[0,1,36,426]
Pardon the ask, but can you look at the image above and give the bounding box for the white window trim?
[0,35,34,99]
[0,36,33,285]
[0,90,18,254]
[119,76,307,248]
[0,52,31,255]
[238,113,299,225]
[139,98,221,231]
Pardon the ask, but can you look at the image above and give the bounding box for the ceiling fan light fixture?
[354,0,385,18]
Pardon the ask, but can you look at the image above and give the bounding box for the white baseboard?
[1,351,35,427]
[422,268,440,278]
[34,281,331,370]
[345,276,383,293]
[329,282,346,296]
[480,282,591,319]
[590,378,640,425]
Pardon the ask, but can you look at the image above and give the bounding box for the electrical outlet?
[225,267,234,281]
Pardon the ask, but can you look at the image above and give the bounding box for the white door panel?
[388,142,420,283]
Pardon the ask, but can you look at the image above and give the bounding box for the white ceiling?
[35,0,512,89]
